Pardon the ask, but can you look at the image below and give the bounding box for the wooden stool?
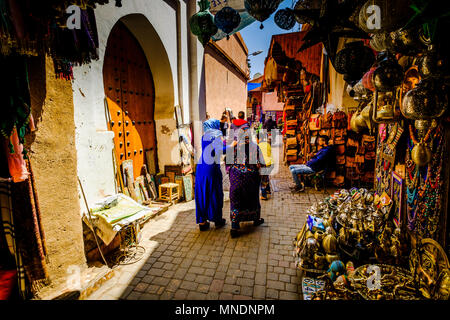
[159,183,180,203]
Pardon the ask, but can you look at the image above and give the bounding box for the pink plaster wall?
[204,34,249,120]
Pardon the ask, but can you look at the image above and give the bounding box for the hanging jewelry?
[409,125,433,166]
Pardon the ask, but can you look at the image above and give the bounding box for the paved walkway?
[87,145,332,300]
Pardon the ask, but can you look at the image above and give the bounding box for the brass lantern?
[371,52,404,123]
[189,0,218,46]
[358,0,413,34]
[401,78,448,121]
[334,41,375,84]
[244,0,283,29]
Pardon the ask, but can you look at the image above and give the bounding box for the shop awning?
[248,82,262,92]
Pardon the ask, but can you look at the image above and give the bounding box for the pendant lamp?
[334,41,375,84]
[274,9,296,30]
[214,6,241,40]
[244,0,283,29]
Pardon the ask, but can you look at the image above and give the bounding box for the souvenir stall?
[276,55,376,188]
[286,0,450,300]
[0,0,122,300]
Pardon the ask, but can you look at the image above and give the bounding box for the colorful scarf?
[203,119,223,141]
[0,181,28,299]
[10,159,49,294]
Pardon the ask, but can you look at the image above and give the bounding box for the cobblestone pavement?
[87,145,333,300]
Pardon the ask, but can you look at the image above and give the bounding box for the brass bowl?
[326,254,340,264]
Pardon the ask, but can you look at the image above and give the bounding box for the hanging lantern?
[372,52,404,92]
[358,0,413,34]
[293,0,321,25]
[214,6,241,40]
[190,0,218,46]
[401,78,448,120]
[334,41,375,84]
[244,0,283,29]
[274,9,296,30]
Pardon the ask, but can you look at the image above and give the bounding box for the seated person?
[289,135,335,192]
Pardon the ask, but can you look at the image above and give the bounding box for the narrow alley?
[87,146,331,300]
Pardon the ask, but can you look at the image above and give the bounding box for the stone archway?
[73,6,181,206]
[119,14,175,121]
[103,20,159,178]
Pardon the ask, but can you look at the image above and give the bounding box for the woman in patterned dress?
[228,127,265,238]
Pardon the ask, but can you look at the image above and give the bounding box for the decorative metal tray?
[349,264,421,300]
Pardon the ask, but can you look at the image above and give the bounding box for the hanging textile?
[5,128,29,183]
[0,181,28,299]
[0,55,31,144]
[0,1,104,80]
[10,159,49,293]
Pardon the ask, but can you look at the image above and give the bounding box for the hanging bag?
[309,114,321,131]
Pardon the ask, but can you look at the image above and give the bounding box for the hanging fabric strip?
[0,181,29,299]
[10,159,49,294]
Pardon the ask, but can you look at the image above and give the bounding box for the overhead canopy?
[248,82,262,91]
[268,31,323,76]
[209,0,256,41]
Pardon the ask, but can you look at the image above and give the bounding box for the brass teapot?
[323,234,338,254]
[350,111,365,133]
[361,103,374,133]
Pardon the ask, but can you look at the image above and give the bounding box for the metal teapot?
[401,78,448,120]
[350,110,365,133]
[361,103,374,132]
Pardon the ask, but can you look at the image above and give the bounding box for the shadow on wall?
[25,55,46,150]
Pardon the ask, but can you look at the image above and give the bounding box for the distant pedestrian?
[264,116,277,132]
[277,117,283,131]
[220,114,228,137]
[257,135,273,200]
[230,111,249,141]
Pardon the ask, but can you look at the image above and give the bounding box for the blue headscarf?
[203,119,222,141]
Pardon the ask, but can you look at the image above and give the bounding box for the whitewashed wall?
[72,0,198,207]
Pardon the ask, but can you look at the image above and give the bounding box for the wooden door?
[103,21,157,179]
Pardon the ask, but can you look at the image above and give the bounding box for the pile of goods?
[293,188,450,300]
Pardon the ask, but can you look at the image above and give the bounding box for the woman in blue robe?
[195,119,234,231]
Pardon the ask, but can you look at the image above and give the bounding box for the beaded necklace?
[414,127,443,238]
[406,124,443,237]
[406,137,420,230]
